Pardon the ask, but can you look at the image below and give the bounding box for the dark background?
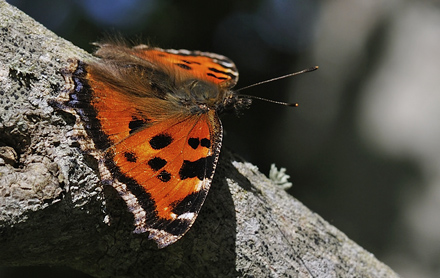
[3,1,440,277]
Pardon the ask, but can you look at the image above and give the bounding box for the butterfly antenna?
[239,95,299,107]
[235,66,318,107]
[236,66,318,92]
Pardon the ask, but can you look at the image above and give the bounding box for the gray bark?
[0,1,399,277]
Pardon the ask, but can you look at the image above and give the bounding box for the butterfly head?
[219,92,252,116]
[172,78,250,115]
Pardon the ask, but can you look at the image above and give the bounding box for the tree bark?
[0,1,399,277]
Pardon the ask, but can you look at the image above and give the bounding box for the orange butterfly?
[51,42,316,248]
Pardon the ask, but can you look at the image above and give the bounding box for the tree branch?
[0,1,399,277]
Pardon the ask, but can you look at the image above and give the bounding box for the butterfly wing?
[54,44,238,248]
[94,43,239,89]
[106,110,223,248]
[133,46,239,87]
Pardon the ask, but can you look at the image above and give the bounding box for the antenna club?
[306,66,319,72]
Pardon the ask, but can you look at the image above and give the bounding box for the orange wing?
[93,43,239,88]
[52,43,238,248]
[131,46,239,87]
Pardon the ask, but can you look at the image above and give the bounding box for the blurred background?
[2,0,440,277]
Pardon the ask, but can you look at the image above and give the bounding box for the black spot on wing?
[124,152,137,162]
[175,63,192,70]
[179,155,214,181]
[182,59,201,65]
[129,116,149,134]
[200,138,210,148]
[208,67,236,79]
[188,138,199,149]
[150,134,173,150]
[157,170,171,182]
[129,119,143,133]
[207,73,227,80]
[148,157,167,171]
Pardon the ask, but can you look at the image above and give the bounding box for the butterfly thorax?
[175,79,239,114]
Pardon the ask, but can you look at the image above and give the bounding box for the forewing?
[95,43,240,89]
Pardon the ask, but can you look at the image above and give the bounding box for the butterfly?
[51,42,316,248]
